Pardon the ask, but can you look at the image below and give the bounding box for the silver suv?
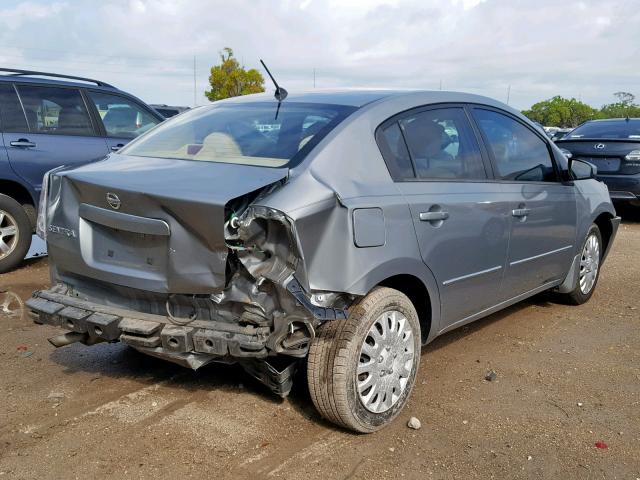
[28,90,619,432]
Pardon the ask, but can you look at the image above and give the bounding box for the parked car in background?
[546,127,573,142]
[28,90,619,432]
[556,118,640,206]
[0,68,164,272]
[150,104,190,118]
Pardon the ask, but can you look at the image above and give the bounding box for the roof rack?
[0,68,114,88]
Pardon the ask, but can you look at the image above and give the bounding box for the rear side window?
[377,122,415,179]
[0,84,28,132]
[473,109,557,182]
[399,108,486,180]
[89,92,160,139]
[15,85,94,136]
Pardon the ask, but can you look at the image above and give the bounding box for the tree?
[205,48,265,101]
[521,96,598,127]
[613,91,635,106]
[599,92,640,119]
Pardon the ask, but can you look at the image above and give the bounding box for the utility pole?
[313,68,316,88]
[506,84,511,105]
[193,55,197,107]
[439,79,442,91]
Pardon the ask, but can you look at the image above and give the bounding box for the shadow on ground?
[42,293,549,429]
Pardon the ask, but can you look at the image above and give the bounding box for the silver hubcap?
[0,210,19,261]
[579,233,600,295]
[357,310,415,414]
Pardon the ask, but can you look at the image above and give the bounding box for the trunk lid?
[47,154,288,294]
[556,139,640,174]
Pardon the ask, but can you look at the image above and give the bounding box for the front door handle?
[9,138,36,148]
[110,143,125,152]
[419,211,449,222]
[512,208,531,218]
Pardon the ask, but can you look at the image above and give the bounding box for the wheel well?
[593,212,613,255]
[0,180,36,228]
[378,274,432,343]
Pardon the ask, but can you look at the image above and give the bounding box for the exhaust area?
[48,331,88,348]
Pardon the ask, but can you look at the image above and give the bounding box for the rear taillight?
[36,166,66,240]
[624,150,640,161]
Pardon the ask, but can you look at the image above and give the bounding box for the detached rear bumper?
[26,288,271,365]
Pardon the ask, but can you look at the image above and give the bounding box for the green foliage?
[522,92,640,127]
[521,96,597,128]
[598,102,640,119]
[205,48,265,102]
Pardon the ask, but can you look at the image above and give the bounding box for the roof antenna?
[260,59,288,102]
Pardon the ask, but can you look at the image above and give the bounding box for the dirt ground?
[1,210,639,480]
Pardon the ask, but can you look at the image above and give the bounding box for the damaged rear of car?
[27,90,619,433]
[29,99,357,396]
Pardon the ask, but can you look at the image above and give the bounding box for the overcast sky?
[0,0,638,110]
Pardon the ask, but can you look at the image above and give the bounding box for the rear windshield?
[567,119,640,139]
[120,102,356,167]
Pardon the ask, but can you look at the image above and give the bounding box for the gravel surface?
[1,210,638,479]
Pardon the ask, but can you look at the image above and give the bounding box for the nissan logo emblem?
[594,143,606,150]
[106,192,121,210]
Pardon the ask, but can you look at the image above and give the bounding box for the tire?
[557,224,603,305]
[307,287,421,433]
[0,194,32,273]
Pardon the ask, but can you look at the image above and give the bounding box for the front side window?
[121,102,356,168]
[15,85,94,136]
[0,84,28,132]
[473,109,557,182]
[89,92,160,139]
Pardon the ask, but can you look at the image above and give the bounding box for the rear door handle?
[512,208,531,217]
[9,138,36,148]
[419,211,449,221]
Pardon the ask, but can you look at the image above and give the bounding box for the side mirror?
[570,158,597,180]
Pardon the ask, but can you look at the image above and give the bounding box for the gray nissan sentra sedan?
[28,90,620,432]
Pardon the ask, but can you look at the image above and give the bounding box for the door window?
[14,85,94,136]
[377,107,486,181]
[0,84,28,132]
[377,122,415,179]
[400,108,486,179]
[473,109,557,182]
[88,92,160,139]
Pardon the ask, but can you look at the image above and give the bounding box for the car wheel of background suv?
[0,194,32,273]
[556,224,602,305]
[307,287,421,432]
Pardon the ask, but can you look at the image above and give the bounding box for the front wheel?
[557,224,603,305]
[307,287,421,433]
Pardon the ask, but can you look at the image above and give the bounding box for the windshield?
[567,119,640,139]
[120,102,357,167]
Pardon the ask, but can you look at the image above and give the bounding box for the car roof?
[216,88,521,112]
[0,73,122,93]
[584,118,640,123]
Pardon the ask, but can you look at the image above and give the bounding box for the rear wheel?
[307,287,421,433]
[0,194,32,273]
[557,224,602,305]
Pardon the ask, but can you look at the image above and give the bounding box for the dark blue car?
[556,118,640,206]
[0,68,164,272]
